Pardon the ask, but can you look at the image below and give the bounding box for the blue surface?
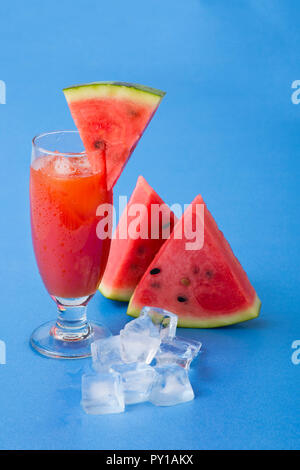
[0,0,299,450]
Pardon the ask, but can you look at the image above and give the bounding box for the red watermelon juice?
[30,154,112,299]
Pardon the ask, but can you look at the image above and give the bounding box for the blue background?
[0,0,299,450]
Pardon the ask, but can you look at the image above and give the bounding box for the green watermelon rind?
[127,294,261,328]
[99,281,134,302]
[63,81,166,106]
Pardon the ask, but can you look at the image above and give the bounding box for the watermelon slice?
[99,175,177,301]
[63,82,165,189]
[127,195,261,328]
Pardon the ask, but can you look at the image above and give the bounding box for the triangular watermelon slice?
[127,195,261,327]
[63,82,165,189]
[99,175,177,301]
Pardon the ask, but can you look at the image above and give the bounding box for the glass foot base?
[30,320,112,359]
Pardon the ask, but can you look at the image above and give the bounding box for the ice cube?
[123,314,160,337]
[31,155,49,171]
[149,365,194,406]
[120,329,161,364]
[54,157,74,175]
[155,336,202,369]
[155,340,193,369]
[110,363,157,404]
[74,156,91,170]
[175,336,202,358]
[91,335,123,371]
[81,371,125,415]
[140,306,178,339]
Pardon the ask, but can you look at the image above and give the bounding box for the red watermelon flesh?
[63,82,165,190]
[127,194,261,327]
[99,176,177,301]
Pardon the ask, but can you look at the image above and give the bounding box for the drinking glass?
[30,131,112,358]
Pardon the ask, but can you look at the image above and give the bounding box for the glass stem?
[50,296,92,342]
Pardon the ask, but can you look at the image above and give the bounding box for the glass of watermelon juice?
[30,131,112,359]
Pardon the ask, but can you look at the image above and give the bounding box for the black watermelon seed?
[150,268,161,275]
[177,296,187,303]
[205,270,213,278]
[94,140,105,150]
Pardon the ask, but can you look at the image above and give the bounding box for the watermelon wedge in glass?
[63,82,165,190]
[127,195,261,328]
[99,175,177,301]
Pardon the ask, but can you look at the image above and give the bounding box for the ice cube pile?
[81,307,202,415]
